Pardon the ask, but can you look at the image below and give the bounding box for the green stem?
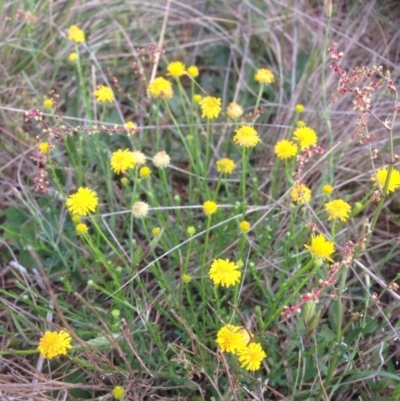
[315,266,347,401]
[74,45,92,120]
[254,84,264,114]
[241,147,247,216]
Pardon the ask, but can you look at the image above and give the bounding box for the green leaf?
[392,383,400,401]
[5,206,28,225]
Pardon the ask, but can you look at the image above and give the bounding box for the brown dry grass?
[2,1,400,400]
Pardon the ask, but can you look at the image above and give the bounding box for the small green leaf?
[392,383,400,401]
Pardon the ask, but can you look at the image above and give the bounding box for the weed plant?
[1,1,400,400]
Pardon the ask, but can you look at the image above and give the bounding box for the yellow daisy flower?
[239,220,251,233]
[203,200,218,215]
[68,52,78,61]
[139,166,151,178]
[193,94,202,103]
[200,96,221,119]
[233,125,261,148]
[71,215,81,224]
[182,274,191,283]
[325,199,351,222]
[255,68,274,84]
[290,183,311,204]
[226,102,243,120]
[304,234,335,262]
[37,330,72,360]
[371,167,400,193]
[216,158,236,174]
[94,85,114,103]
[110,149,136,174]
[322,184,333,195]
[147,77,173,99]
[124,121,135,130]
[295,104,305,113]
[43,99,53,108]
[66,187,98,216]
[112,386,125,400]
[274,139,297,160]
[75,223,88,235]
[187,226,196,236]
[237,342,266,371]
[167,61,186,78]
[67,25,85,43]
[209,258,241,287]
[293,126,318,150]
[187,65,199,78]
[216,324,245,354]
[38,142,50,154]
[152,227,161,235]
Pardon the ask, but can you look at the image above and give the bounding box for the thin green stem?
[241,147,247,216]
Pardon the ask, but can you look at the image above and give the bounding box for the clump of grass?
[2,1,400,400]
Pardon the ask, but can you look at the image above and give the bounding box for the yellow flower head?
[187,226,196,236]
[94,85,114,103]
[182,274,191,283]
[187,65,199,78]
[304,234,335,262]
[38,142,50,154]
[200,96,222,119]
[76,223,88,235]
[325,199,351,222]
[226,102,243,120]
[322,184,333,195]
[290,183,311,204]
[43,99,53,108]
[297,120,306,128]
[237,342,266,371]
[153,151,170,168]
[112,386,125,400]
[139,166,151,178]
[132,201,149,218]
[68,52,78,61]
[233,125,261,148]
[293,126,318,150]
[193,94,202,103]
[152,227,161,235]
[216,324,249,354]
[67,25,85,43]
[66,187,98,216]
[148,77,173,99]
[110,149,136,174]
[209,258,241,287]
[371,167,400,193]
[255,68,275,84]
[37,330,72,360]
[203,200,218,216]
[295,104,305,113]
[239,220,251,233]
[216,158,236,175]
[274,139,297,160]
[124,121,135,130]
[167,61,186,78]
[71,215,81,224]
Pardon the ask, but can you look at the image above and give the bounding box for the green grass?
[2,1,400,400]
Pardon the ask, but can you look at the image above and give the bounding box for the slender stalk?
[241,147,247,216]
